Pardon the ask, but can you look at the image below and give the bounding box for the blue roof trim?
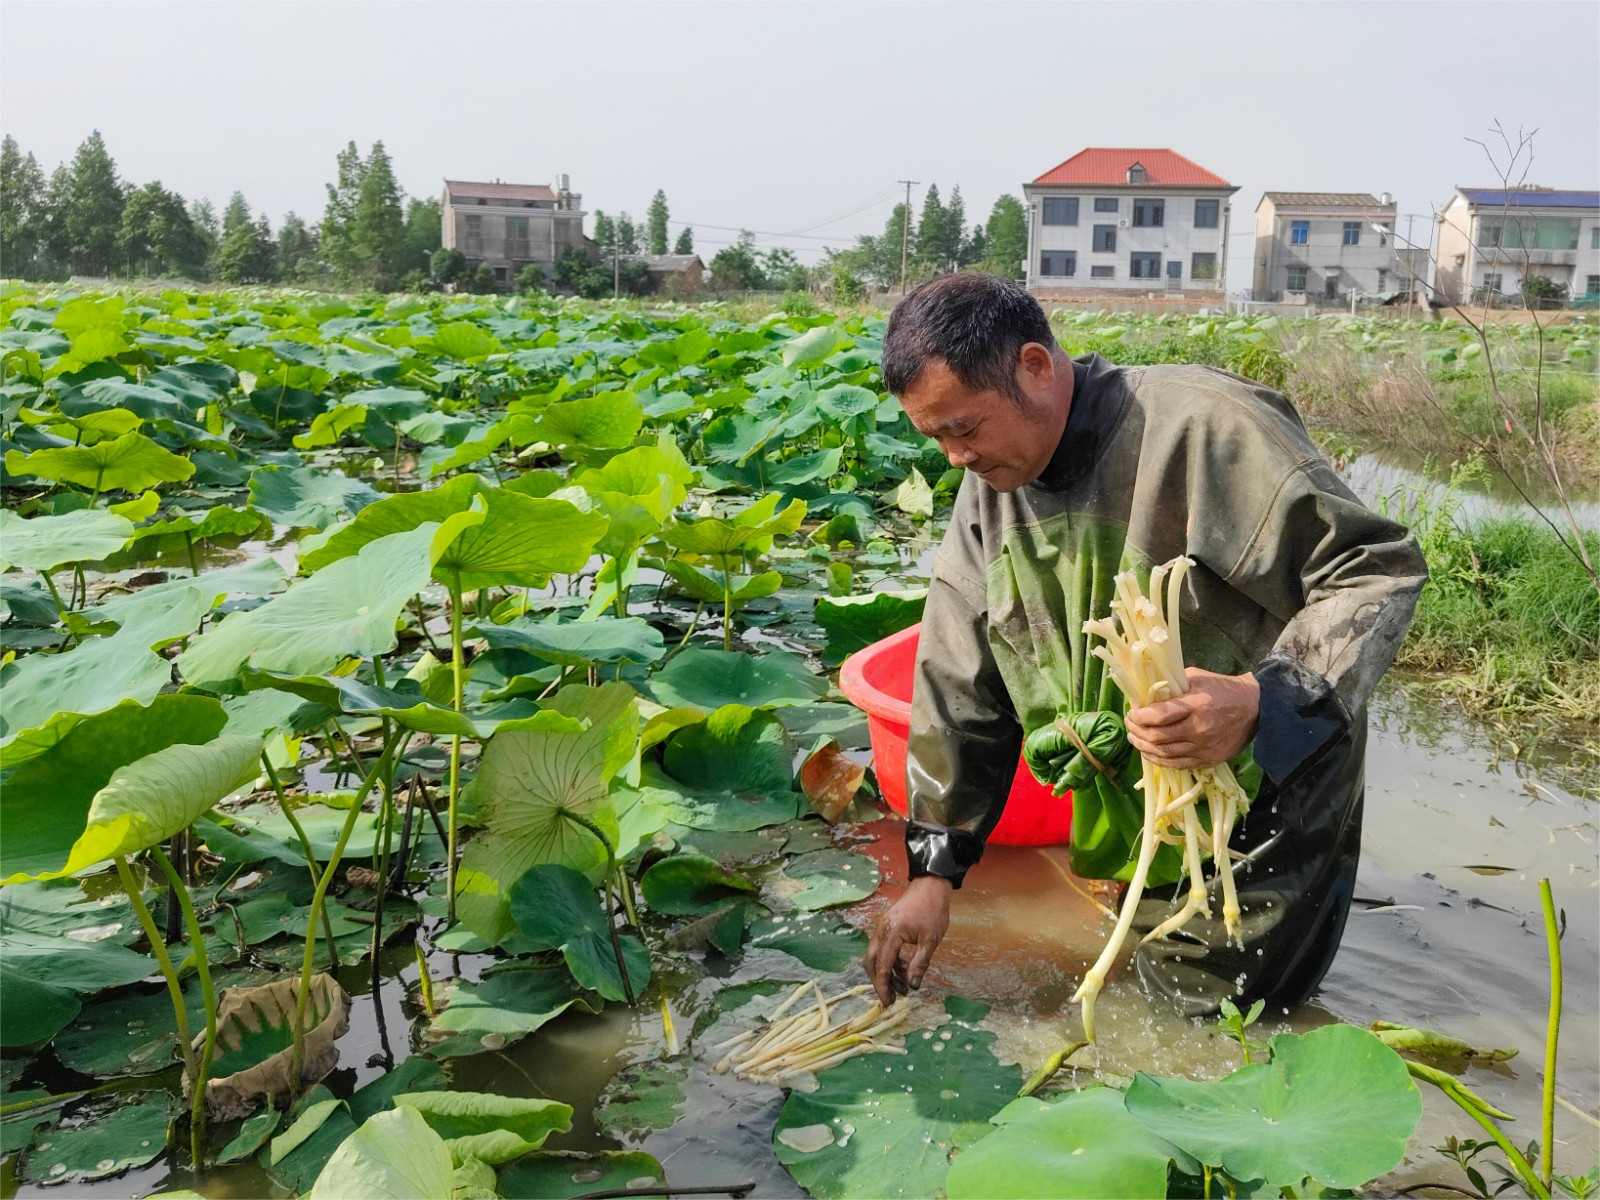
[1460,188,1599,209]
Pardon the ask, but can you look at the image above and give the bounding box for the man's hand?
[1124,667,1259,769]
[865,875,952,1006]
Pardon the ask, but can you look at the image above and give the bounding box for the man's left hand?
[1124,668,1259,769]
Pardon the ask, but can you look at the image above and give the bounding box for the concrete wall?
[1252,197,1398,301]
[1434,194,1600,302]
[1023,185,1234,294]
[440,192,585,284]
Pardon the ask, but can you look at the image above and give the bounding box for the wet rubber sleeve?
[903,493,1021,888]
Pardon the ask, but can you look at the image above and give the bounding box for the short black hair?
[881,272,1057,403]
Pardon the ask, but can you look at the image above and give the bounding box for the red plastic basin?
[838,623,1072,846]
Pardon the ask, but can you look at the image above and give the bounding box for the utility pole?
[897,180,918,295]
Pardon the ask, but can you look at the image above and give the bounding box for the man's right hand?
[865,875,953,1006]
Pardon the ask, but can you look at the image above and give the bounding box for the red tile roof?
[445,179,557,202]
[1031,148,1232,188]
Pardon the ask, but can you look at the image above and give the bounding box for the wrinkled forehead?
[899,360,1001,434]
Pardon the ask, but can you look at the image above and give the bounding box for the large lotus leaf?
[433,488,609,592]
[497,1150,666,1200]
[658,558,782,605]
[890,467,935,519]
[4,430,194,493]
[179,523,440,688]
[769,447,842,486]
[595,1057,690,1136]
[392,1090,573,1166]
[53,982,204,1077]
[307,1106,455,1200]
[774,997,1022,1200]
[3,974,83,1047]
[475,615,667,668]
[507,865,651,1002]
[431,321,501,361]
[650,648,826,710]
[455,683,639,942]
[662,494,806,557]
[79,561,286,634]
[771,849,879,911]
[247,464,380,529]
[638,327,714,370]
[574,442,694,523]
[781,325,843,368]
[655,704,797,831]
[129,504,271,549]
[298,473,482,571]
[147,360,237,407]
[947,1087,1198,1200]
[816,589,927,663]
[814,383,880,422]
[59,378,198,425]
[197,801,382,867]
[0,507,134,572]
[18,1091,179,1185]
[533,392,644,449]
[420,966,597,1058]
[0,695,229,881]
[1123,1024,1422,1189]
[44,734,262,879]
[745,910,867,972]
[701,411,784,466]
[639,853,758,915]
[239,669,478,736]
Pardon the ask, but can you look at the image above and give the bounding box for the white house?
[1434,187,1600,304]
[1022,148,1237,296]
[1252,192,1401,302]
[440,177,587,289]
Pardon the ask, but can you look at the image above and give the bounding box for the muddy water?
[8,684,1596,1199]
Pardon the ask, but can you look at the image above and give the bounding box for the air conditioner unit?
[1117,219,1130,228]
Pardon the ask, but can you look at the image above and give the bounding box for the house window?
[1090,265,1115,279]
[1586,275,1600,297]
[1132,199,1164,228]
[1130,252,1162,279]
[506,216,529,239]
[1378,268,1388,290]
[1484,218,1582,250]
[1592,227,1600,249]
[1483,272,1503,291]
[1290,220,1309,245]
[1128,165,1146,184]
[1042,197,1079,225]
[1040,250,1076,277]
[1094,197,1119,213]
[476,198,487,206]
[1093,225,1117,252]
[1286,266,1308,292]
[1194,199,1219,228]
[1191,252,1218,279]
[1165,260,1182,284]
[464,214,483,253]
[1343,221,1361,245]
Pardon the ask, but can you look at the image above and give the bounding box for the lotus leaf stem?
[415,937,437,1018]
[151,844,217,1168]
[1405,1060,1548,1199]
[0,1079,131,1117]
[261,753,340,970]
[1019,1040,1090,1097]
[445,574,467,924]
[1539,877,1562,1190]
[568,1183,755,1200]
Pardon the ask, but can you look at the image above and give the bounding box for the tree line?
[823,185,1028,299]
[0,130,441,288]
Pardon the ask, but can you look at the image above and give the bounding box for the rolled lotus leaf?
[1022,710,1129,794]
[190,973,351,1121]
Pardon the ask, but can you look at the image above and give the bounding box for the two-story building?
[1022,148,1237,297]
[1433,187,1600,304]
[1252,192,1401,302]
[439,176,588,288]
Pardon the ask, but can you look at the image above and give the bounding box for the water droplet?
[96,1159,115,1171]
[480,1032,507,1050]
[573,1169,604,1184]
[626,1177,659,1190]
[49,1165,66,1177]
[931,1042,944,1052]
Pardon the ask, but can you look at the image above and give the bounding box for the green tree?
[961,222,986,267]
[64,130,124,275]
[351,141,407,286]
[616,212,640,255]
[320,140,365,278]
[762,247,808,292]
[430,246,466,285]
[515,262,547,295]
[646,189,670,255]
[914,184,947,273]
[708,231,765,292]
[1,135,46,278]
[592,210,615,256]
[402,196,441,276]
[982,194,1027,280]
[119,181,205,277]
[276,211,318,281]
[943,186,968,269]
[553,246,609,299]
[221,190,252,238]
[39,165,74,278]
[189,197,220,276]
[461,263,498,294]
[216,213,276,283]
[673,226,694,255]
[830,260,864,304]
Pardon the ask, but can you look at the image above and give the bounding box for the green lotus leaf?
[947,1087,1198,1200]
[745,910,867,972]
[0,507,134,573]
[59,378,198,426]
[497,1150,666,1200]
[650,648,826,710]
[431,321,501,360]
[18,1091,179,1185]
[640,853,758,915]
[247,463,380,529]
[217,1106,283,1165]
[507,864,651,1002]
[890,467,934,518]
[129,504,271,548]
[775,996,1022,1199]
[291,402,368,450]
[266,1090,358,1194]
[52,294,127,337]
[239,669,480,736]
[573,442,694,557]
[3,974,83,1047]
[638,327,714,369]
[701,411,784,466]
[814,383,879,421]
[5,430,194,494]
[1123,1024,1422,1189]
[474,615,667,668]
[196,801,383,868]
[58,325,130,369]
[393,1090,573,1166]
[532,391,644,449]
[769,447,842,486]
[146,360,237,407]
[298,473,482,570]
[816,588,927,663]
[781,325,842,368]
[178,523,440,688]
[307,1106,455,1200]
[661,494,806,558]
[660,703,794,805]
[53,982,205,1078]
[773,848,879,910]
[420,966,597,1058]
[596,1058,690,1136]
[658,559,781,605]
[455,682,639,942]
[433,488,610,592]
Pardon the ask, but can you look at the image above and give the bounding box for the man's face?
[897,350,1065,493]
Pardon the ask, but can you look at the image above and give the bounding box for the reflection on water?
[1343,450,1600,530]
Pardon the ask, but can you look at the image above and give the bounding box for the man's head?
[882,273,1070,493]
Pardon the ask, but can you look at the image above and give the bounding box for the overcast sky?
[4,1,1597,290]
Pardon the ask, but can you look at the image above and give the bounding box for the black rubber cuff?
[1251,653,1352,788]
[905,820,986,890]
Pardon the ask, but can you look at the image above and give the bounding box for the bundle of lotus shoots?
[711,982,910,1084]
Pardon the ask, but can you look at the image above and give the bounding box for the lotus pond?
[0,286,1595,1200]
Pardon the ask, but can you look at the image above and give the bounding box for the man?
[863,273,1427,1018]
